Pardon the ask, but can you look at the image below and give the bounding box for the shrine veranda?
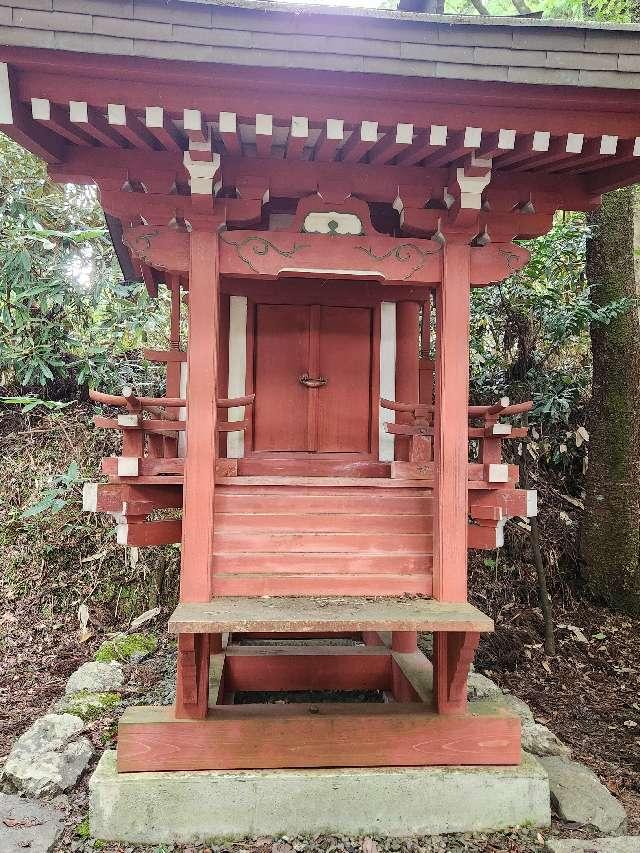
[2,0,640,784]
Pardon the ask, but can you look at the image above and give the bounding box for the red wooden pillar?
[433,244,470,603]
[432,244,473,714]
[175,230,219,719]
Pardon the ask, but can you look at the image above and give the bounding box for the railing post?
[395,300,420,462]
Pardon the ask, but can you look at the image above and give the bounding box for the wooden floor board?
[169,596,493,634]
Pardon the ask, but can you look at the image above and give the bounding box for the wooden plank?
[237,458,389,478]
[215,476,431,488]
[117,519,181,547]
[211,574,432,597]
[213,512,432,534]
[215,492,432,514]
[224,644,392,692]
[117,702,520,771]
[168,596,493,634]
[212,531,432,554]
[211,553,432,574]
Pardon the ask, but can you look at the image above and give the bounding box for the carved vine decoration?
[220,233,309,273]
[498,246,522,277]
[354,242,442,281]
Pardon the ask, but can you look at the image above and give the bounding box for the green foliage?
[470,214,633,471]
[95,632,158,662]
[21,460,82,518]
[0,133,170,399]
[61,690,122,721]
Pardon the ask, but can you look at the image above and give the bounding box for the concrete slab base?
[90,750,550,844]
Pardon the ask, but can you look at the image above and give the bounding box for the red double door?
[252,303,373,455]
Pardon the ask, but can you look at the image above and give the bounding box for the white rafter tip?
[69,100,89,123]
[82,482,98,513]
[429,124,447,146]
[291,115,309,138]
[326,118,344,140]
[464,126,482,148]
[255,113,273,135]
[599,134,618,155]
[360,120,378,141]
[31,98,51,121]
[532,130,550,152]
[145,106,164,128]
[497,128,516,150]
[183,108,202,132]
[566,133,584,154]
[219,111,237,133]
[634,137,640,157]
[395,123,414,145]
[107,104,127,126]
[0,62,13,125]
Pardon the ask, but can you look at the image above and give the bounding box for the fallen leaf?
[130,606,161,630]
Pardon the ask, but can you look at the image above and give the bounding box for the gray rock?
[522,722,571,757]
[65,661,123,695]
[540,756,628,835]
[0,792,65,853]
[467,672,501,700]
[545,837,640,852]
[500,694,535,725]
[2,714,94,797]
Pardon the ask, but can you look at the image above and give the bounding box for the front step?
[168,596,494,634]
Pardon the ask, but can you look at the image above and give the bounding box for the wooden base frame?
[117,633,521,772]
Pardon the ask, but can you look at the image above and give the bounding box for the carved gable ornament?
[293,191,374,236]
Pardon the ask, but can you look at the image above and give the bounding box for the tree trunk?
[581,187,640,616]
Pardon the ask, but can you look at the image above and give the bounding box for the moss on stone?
[95,632,158,663]
[60,690,122,721]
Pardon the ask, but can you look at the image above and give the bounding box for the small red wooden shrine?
[3,0,640,774]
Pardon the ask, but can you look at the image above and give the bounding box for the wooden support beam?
[255,113,273,158]
[175,633,210,719]
[69,100,126,148]
[180,231,219,602]
[422,127,481,168]
[433,244,470,602]
[117,701,520,771]
[433,631,479,715]
[493,131,550,170]
[30,98,93,147]
[285,115,308,160]
[224,645,392,693]
[218,111,241,155]
[548,134,619,174]
[0,64,66,163]
[476,128,516,160]
[512,133,584,172]
[117,518,182,547]
[144,106,185,152]
[396,124,448,167]
[313,118,344,162]
[339,121,378,163]
[367,123,414,165]
[107,104,157,150]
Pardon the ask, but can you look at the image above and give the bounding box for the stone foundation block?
[90,750,550,844]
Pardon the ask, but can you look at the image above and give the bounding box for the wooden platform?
[168,597,494,634]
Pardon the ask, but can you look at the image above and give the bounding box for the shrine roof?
[2,0,640,91]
